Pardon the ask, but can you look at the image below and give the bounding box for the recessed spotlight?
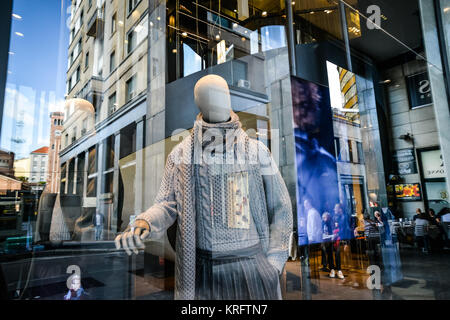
[215,34,220,40]
[181,32,188,37]
[118,20,124,26]
[172,49,177,53]
[157,16,161,21]
[241,37,246,42]
[12,13,22,20]
[262,11,267,17]
[310,11,315,14]
[292,1,295,5]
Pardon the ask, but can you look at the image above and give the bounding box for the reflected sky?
[1,0,70,158]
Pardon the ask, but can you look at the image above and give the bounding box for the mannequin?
[115,74,293,300]
[194,74,231,123]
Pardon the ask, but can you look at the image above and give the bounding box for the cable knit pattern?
[135,112,293,299]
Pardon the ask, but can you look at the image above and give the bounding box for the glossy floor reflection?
[283,245,450,300]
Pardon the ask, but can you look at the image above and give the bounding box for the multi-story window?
[66,79,71,94]
[85,51,89,69]
[68,52,74,69]
[69,28,74,43]
[111,13,117,34]
[128,0,140,14]
[82,118,88,135]
[108,92,117,115]
[74,10,84,35]
[125,76,136,102]
[75,66,80,83]
[126,15,148,54]
[72,127,77,143]
[68,39,82,69]
[110,50,116,73]
[348,140,354,163]
[127,30,136,54]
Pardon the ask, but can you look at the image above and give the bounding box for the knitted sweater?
[135,112,293,299]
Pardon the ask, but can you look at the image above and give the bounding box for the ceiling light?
[172,49,177,53]
[310,11,315,14]
[234,9,238,13]
[15,32,24,37]
[12,13,22,20]
[241,37,246,42]
[380,79,391,84]
[233,23,238,28]
[157,16,161,21]
[118,20,124,25]
[215,34,220,40]
[292,1,295,5]
[444,7,450,12]
[181,32,188,37]
[262,11,267,17]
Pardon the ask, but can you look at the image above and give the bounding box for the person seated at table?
[414,212,430,254]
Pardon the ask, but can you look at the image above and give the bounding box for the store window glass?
[1,0,450,302]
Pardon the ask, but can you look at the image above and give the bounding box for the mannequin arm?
[259,142,293,274]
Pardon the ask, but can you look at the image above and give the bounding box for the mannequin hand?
[114,220,151,255]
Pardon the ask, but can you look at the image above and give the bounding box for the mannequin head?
[194,74,231,123]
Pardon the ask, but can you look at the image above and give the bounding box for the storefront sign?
[395,183,422,201]
[392,149,417,175]
[421,149,446,179]
[406,72,433,109]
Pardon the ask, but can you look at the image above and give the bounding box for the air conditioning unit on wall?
[237,79,251,90]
